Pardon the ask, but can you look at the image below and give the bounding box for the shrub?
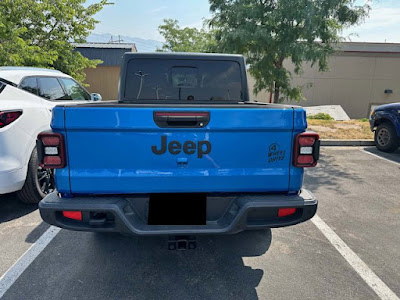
[308,113,334,120]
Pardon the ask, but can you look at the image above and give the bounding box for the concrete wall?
[83,66,120,100]
[249,52,400,119]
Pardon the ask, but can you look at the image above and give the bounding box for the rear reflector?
[62,211,82,221]
[278,208,297,217]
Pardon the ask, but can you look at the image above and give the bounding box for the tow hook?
[168,236,197,250]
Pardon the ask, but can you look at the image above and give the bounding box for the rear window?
[38,77,67,100]
[19,77,39,95]
[124,59,242,101]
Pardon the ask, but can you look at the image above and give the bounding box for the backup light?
[300,146,313,155]
[44,147,58,155]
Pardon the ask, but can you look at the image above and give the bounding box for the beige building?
[74,43,137,100]
[250,42,400,118]
[76,42,400,119]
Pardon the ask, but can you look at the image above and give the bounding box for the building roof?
[123,52,244,57]
[339,42,400,54]
[74,43,137,66]
[73,42,136,50]
[0,67,70,85]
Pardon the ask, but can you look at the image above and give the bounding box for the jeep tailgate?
[55,105,304,194]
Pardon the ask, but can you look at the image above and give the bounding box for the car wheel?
[17,148,55,204]
[374,123,400,153]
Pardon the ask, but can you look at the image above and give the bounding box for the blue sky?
[87,0,400,43]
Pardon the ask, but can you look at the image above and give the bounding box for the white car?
[0,67,101,203]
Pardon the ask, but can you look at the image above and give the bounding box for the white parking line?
[360,149,400,167]
[312,215,399,300]
[0,226,61,299]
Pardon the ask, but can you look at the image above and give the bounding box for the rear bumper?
[39,189,317,235]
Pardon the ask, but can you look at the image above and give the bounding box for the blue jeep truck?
[370,103,400,152]
[37,53,319,241]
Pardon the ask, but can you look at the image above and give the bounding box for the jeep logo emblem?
[152,135,211,158]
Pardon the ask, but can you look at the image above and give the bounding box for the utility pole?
[109,35,124,44]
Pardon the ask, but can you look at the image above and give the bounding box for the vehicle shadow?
[362,146,400,164]
[13,229,271,300]
[25,221,50,243]
[303,148,364,195]
[86,230,271,300]
[0,193,37,224]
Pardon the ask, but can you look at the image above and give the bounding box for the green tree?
[209,0,370,102]
[158,18,217,52]
[0,0,111,84]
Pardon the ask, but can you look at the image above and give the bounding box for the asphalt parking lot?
[0,146,399,300]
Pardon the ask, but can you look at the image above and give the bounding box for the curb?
[320,140,375,146]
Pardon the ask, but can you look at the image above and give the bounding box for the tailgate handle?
[153,112,210,128]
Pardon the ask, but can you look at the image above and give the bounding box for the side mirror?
[91,93,102,101]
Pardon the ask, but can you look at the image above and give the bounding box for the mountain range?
[87,33,163,52]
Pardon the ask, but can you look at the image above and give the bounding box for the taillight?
[293,132,320,167]
[37,132,66,169]
[0,110,23,128]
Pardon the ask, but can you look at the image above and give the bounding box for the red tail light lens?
[278,208,297,217]
[0,110,23,128]
[297,155,314,165]
[37,132,66,169]
[44,156,62,165]
[42,136,61,146]
[299,136,316,146]
[293,132,320,167]
[62,211,82,221]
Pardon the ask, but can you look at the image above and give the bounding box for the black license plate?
[148,193,206,225]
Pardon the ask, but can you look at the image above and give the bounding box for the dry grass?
[307,119,374,140]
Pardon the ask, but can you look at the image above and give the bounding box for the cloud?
[149,6,167,15]
[342,1,400,42]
